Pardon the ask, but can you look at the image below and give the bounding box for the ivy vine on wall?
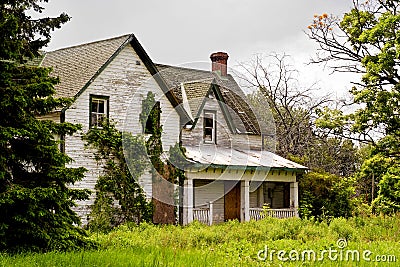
[140,91,187,224]
[84,91,187,229]
[140,91,163,174]
[83,121,153,232]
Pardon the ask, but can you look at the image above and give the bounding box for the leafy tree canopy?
[308,0,400,213]
[299,171,357,220]
[372,166,400,214]
[244,55,359,177]
[307,0,400,152]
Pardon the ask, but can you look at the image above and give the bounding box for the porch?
[181,146,306,225]
[183,178,299,225]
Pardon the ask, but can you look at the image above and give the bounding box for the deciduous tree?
[240,54,360,219]
[241,54,358,177]
[307,0,400,213]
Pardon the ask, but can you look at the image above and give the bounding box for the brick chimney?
[210,52,229,76]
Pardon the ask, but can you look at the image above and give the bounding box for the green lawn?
[1,216,400,266]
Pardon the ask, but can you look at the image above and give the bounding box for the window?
[203,111,216,143]
[144,101,161,134]
[90,95,109,128]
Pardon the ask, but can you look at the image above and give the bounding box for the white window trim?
[204,111,216,144]
[90,96,109,128]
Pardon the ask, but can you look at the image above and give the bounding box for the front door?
[224,181,241,221]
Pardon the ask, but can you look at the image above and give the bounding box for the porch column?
[183,179,194,225]
[258,183,264,206]
[241,180,250,222]
[208,201,213,226]
[290,182,299,217]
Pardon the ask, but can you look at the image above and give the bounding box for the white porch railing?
[193,206,296,225]
[249,208,297,220]
[193,208,209,224]
[193,202,213,225]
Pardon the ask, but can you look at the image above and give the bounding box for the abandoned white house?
[37,34,307,225]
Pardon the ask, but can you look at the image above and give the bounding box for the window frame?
[89,95,109,128]
[203,110,217,144]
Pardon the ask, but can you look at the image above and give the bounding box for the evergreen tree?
[0,0,91,252]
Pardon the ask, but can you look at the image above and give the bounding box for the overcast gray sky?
[41,0,356,97]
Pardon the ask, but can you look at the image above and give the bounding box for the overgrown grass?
[1,216,400,266]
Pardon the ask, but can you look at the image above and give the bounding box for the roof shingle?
[38,35,261,135]
[41,34,132,98]
[155,64,261,134]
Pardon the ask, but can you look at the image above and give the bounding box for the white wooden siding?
[250,190,258,208]
[194,180,225,224]
[181,97,232,148]
[64,45,180,222]
[138,170,153,200]
[37,111,61,123]
[181,96,262,151]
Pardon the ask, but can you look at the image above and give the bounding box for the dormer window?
[90,95,109,128]
[203,111,216,143]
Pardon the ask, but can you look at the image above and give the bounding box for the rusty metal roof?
[184,146,307,171]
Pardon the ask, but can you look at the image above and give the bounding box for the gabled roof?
[156,64,261,135]
[39,34,261,133]
[181,80,214,118]
[41,34,132,98]
[39,34,190,121]
[179,81,236,133]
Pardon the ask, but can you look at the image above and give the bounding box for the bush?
[299,171,357,220]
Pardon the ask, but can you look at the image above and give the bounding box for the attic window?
[203,111,216,143]
[90,95,109,128]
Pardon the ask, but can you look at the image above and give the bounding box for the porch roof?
[184,146,308,172]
